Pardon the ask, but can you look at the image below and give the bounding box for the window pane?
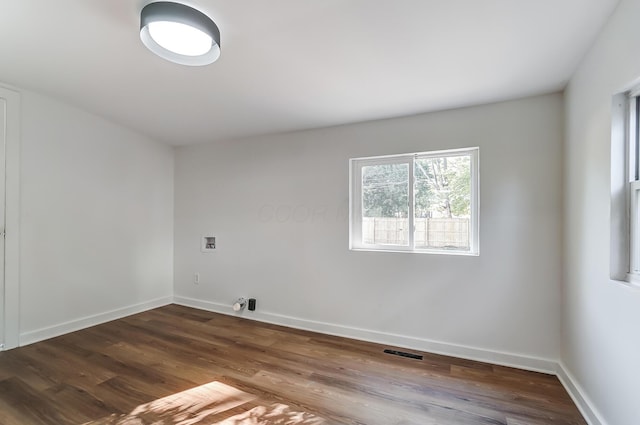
[362,163,409,246]
[414,155,471,250]
[630,97,640,180]
[631,182,640,273]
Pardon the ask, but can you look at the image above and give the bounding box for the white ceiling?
[0,0,619,145]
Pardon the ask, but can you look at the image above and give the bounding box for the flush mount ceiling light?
[140,1,220,66]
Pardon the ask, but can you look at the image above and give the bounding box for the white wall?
[18,89,174,343]
[563,0,640,424]
[174,93,563,370]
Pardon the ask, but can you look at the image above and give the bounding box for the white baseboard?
[173,295,557,374]
[556,362,607,425]
[19,296,174,346]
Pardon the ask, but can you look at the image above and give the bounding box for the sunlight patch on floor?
[84,380,326,424]
[216,403,325,424]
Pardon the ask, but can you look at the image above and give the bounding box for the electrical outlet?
[194,273,200,284]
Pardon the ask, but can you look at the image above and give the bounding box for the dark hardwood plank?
[0,304,587,424]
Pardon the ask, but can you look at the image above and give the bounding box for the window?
[628,93,640,276]
[350,147,479,255]
[610,85,640,284]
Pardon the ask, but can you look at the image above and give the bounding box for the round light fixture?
[140,2,220,66]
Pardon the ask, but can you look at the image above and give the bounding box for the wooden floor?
[0,305,585,425]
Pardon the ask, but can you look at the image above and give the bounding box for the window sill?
[624,273,640,289]
[350,247,479,256]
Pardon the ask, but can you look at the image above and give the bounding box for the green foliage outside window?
[362,156,471,219]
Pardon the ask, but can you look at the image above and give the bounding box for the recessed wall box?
[201,236,216,252]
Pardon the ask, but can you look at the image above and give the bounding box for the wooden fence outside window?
[362,217,469,249]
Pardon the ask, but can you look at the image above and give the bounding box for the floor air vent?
[383,349,423,360]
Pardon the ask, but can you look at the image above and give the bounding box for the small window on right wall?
[628,93,640,276]
[611,85,640,284]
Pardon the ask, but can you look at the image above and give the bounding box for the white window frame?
[349,147,479,255]
[611,84,640,286]
[627,91,640,282]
